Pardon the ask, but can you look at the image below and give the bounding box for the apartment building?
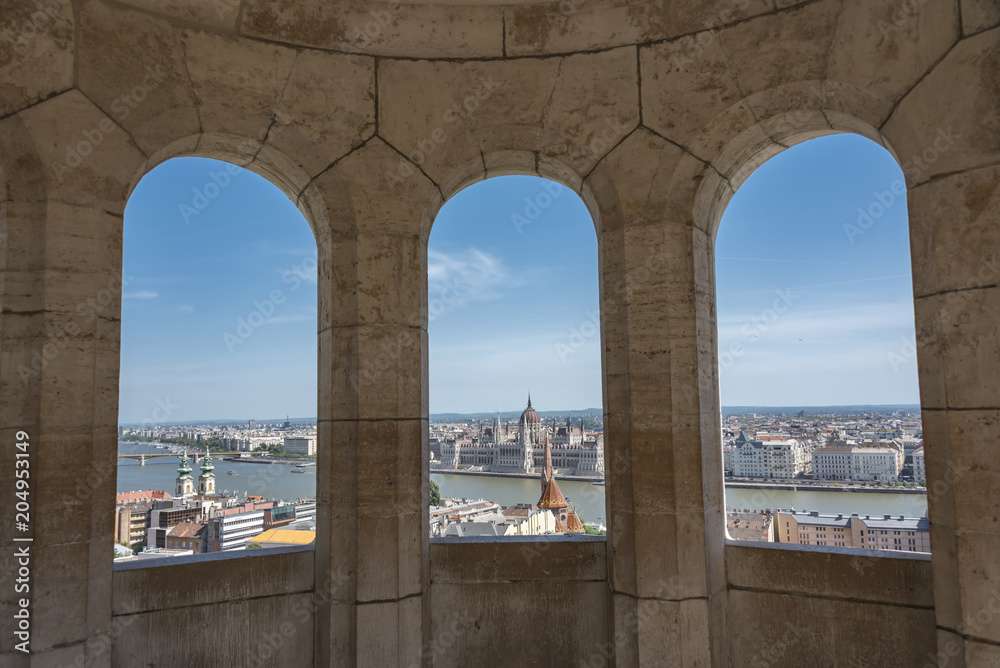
[913,446,926,482]
[284,436,317,456]
[775,511,930,553]
[812,444,903,481]
[731,432,808,479]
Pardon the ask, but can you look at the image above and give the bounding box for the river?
[117,442,316,501]
[118,442,927,521]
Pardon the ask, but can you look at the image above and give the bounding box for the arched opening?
[426,175,606,540]
[115,156,318,562]
[715,134,928,553]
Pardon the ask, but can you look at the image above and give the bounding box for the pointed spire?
[527,391,532,408]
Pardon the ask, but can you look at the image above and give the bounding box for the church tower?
[198,446,215,495]
[175,450,194,497]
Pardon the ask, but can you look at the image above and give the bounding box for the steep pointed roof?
[566,508,585,534]
[538,478,568,509]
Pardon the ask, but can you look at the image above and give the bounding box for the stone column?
[313,139,434,667]
[586,129,728,667]
[0,89,142,667]
[884,24,1000,668]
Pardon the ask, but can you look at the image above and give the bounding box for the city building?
[147,504,205,549]
[730,431,808,479]
[207,509,266,552]
[174,450,195,497]
[284,436,317,456]
[116,490,171,505]
[438,396,604,476]
[165,521,207,553]
[812,443,903,481]
[775,511,930,553]
[726,511,774,543]
[913,446,926,482]
[245,528,316,548]
[537,434,585,534]
[115,502,152,549]
[198,447,215,494]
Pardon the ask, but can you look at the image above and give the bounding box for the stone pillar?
[586,129,728,667]
[883,25,1000,667]
[313,139,434,667]
[0,89,142,667]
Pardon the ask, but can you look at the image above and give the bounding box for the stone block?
[241,0,503,58]
[78,1,200,156]
[0,0,74,118]
[963,0,1000,35]
[829,0,959,107]
[18,91,144,214]
[907,164,1000,298]
[181,30,297,142]
[267,50,375,180]
[884,29,1000,186]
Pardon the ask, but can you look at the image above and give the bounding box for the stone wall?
[0,0,998,666]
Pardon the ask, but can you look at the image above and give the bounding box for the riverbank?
[725,480,926,495]
[431,466,604,483]
[119,441,316,467]
[220,457,316,466]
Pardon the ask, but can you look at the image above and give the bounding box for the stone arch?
[695,104,897,242]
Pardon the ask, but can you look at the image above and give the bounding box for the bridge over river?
[117,452,208,466]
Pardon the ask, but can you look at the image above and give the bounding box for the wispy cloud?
[717,300,913,343]
[178,305,194,313]
[123,290,158,299]
[263,314,315,325]
[427,248,516,307]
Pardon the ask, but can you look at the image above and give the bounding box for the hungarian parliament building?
[436,396,605,476]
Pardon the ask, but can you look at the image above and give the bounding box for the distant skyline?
[118,133,919,423]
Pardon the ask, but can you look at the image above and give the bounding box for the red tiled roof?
[167,522,206,538]
[538,479,567,509]
[116,490,171,503]
[566,508,585,534]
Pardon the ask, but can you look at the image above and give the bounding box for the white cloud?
[427,248,516,309]
[717,300,914,344]
[123,290,158,299]
[263,313,315,325]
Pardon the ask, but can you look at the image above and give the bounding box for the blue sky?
[119,158,318,424]
[716,134,918,406]
[118,133,919,423]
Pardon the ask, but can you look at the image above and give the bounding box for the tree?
[429,480,441,507]
[919,478,926,487]
[246,542,263,550]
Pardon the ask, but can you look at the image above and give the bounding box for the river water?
[117,442,316,501]
[118,442,927,521]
